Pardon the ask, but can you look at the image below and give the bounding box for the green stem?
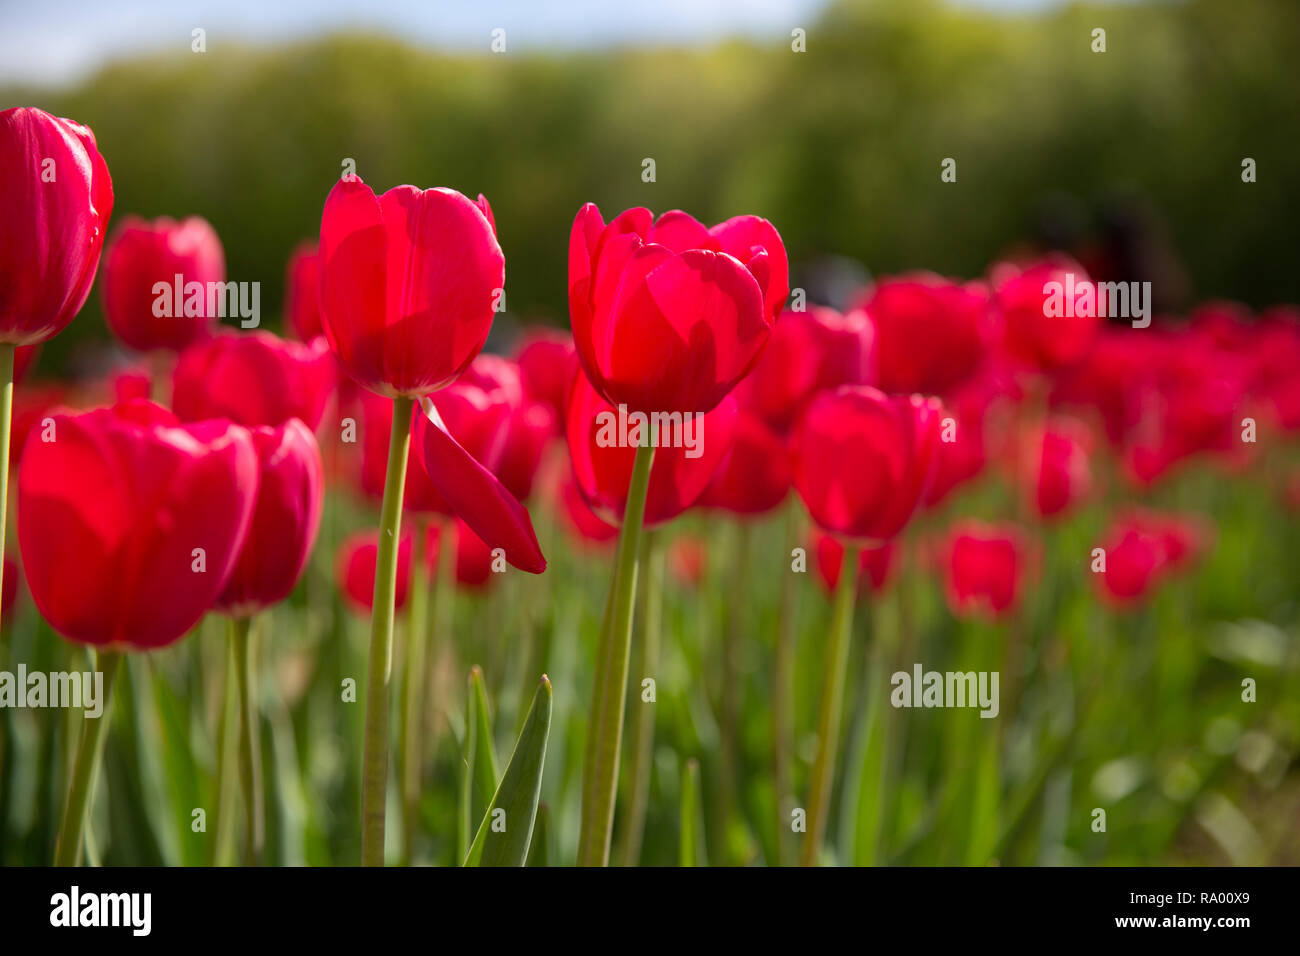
[576,440,655,866]
[361,395,413,866]
[231,615,262,865]
[679,758,701,867]
[800,543,860,866]
[209,639,237,865]
[772,502,800,865]
[0,343,13,639]
[54,650,122,866]
[715,520,749,862]
[399,520,429,866]
[617,529,663,866]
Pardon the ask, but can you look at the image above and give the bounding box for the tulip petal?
[413,399,546,573]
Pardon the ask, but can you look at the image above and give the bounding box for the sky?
[0,0,1077,86]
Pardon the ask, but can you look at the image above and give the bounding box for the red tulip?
[172,330,336,430]
[566,370,738,528]
[558,474,618,547]
[667,535,708,588]
[734,306,872,433]
[425,519,499,590]
[285,241,323,341]
[411,398,546,573]
[699,410,791,516]
[858,274,990,395]
[102,215,226,352]
[994,256,1099,372]
[215,419,324,616]
[0,107,113,346]
[9,383,68,466]
[792,385,944,542]
[1095,519,1165,604]
[1023,416,1093,520]
[359,378,509,513]
[111,366,152,403]
[317,178,503,397]
[924,371,1016,508]
[942,522,1028,618]
[813,532,896,596]
[337,529,413,614]
[460,353,556,500]
[568,203,786,415]
[514,328,577,426]
[17,399,257,648]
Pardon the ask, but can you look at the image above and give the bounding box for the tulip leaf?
[464,676,552,867]
[525,803,550,867]
[470,666,500,802]
[457,673,478,864]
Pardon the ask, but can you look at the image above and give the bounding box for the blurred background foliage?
[2,0,1298,375]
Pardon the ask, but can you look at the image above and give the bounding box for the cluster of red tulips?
[3,105,1295,867]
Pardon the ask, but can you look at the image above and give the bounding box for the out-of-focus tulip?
[559,474,618,547]
[1095,519,1165,604]
[699,410,791,515]
[994,256,1098,372]
[318,178,503,398]
[667,535,707,588]
[8,383,68,466]
[337,529,413,614]
[359,379,511,514]
[17,399,257,648]
[858,274,990,395]
[566,370,738,528]
[102,215,226,352]
[459,353,555,500]
[813,532,896,596]
[172,330,336,430]
[284,241,323,341]
[568,203,786,415]
[942,522,1028,618]
[1023,415,1093,520]
[111,366,152,403]
[215,419,324,616]
[425,519,499,590]
[514,328,577,426]
[924,371,1016,508]
[0,107,113,346]
[734,306,872,433]
[792,385,943,542]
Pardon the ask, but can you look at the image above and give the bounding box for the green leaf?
[525,803,550,867]
[457,671,478,865]
[465,676,553,867]
[471,666,500,802]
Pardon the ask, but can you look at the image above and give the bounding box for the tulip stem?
[399,520,429,866]
[54,650,122,866]
[231,615,263,865]
[577,440,655,866]
[0,343,13,637]
[772,501,801,866]
[616,528,663,866]
[361,395,413,866]
[800,543,860,866]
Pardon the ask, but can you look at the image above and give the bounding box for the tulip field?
[1,92,1299,877]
